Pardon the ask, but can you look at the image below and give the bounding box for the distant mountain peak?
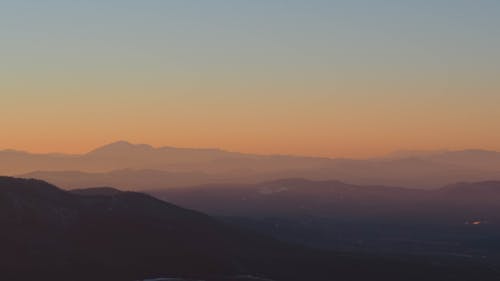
[108,140,133,146]
[87,141,155,155]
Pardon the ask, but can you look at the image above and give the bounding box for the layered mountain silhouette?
[151,178,500,221]
[151,179,500,262]
[21,169,218,190]
[4,141,500,189]
[1,176,498,281]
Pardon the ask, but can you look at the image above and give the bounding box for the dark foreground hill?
[0,177,498,281]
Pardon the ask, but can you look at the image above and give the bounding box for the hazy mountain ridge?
[150,178,500,219]
[4,141,500,188]
[149,179,500,262]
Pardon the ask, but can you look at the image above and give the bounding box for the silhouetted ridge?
[441,181,500,193]
[263,178,349,188]
[0,176,60,191]
[87,141,155,155]
[71,186,123,196]
[264,178,319,185]
[0,176,68,201]
[0,177,498,281]
[0,177,279,280]
[151,179,500,223]
[438,181,500,204]
[6,142,500,188]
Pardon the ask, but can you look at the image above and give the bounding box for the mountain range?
[3,176,496,281]
[150,178,500,222]
[150,179,500,261]
[4,141,500,189]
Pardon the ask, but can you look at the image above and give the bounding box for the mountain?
[1,176,497,281]
[149,179,424,218]
[0,177,282,280]
[442,180,500,195]
[150,178,500,220]
[86,141,156,155]
[4,141,500,188]
[439,181,500,206]
[150,179,500,261]
[20,169,220,190]
[0,141,252,175]
[70,186,123,196]
[0,176,316,281]
[389,149,500,171]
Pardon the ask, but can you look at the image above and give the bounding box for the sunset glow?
[2,1,500,158]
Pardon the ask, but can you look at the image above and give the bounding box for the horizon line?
[1,140,499,160]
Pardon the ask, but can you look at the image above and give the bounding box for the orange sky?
[2,1,500,158]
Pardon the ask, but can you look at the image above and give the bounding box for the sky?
[1,0,500,158]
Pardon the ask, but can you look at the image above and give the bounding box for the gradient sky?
[2,0,500,158]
